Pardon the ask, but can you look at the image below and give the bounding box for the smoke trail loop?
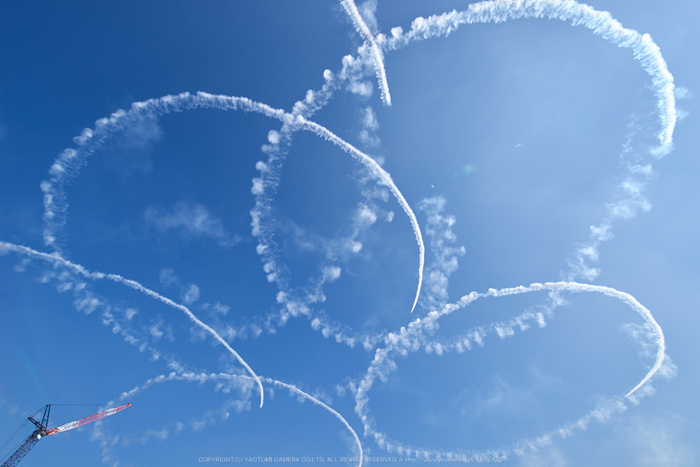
[353,281,667,460]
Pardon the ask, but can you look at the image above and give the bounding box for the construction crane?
[0,403,131,467]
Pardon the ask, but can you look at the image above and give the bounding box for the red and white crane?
[0,403,131,467]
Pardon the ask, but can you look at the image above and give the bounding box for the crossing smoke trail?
[340,0,392,105]
[39,91,424,319]
[0,0,681,463]
[0,240,266,408]
[9,86,424,432]
[341,0,678,459]
[116,372,363,467]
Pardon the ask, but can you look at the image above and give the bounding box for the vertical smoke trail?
[340,0,392,105]
[296,116,424,313]
[0,241,266,409]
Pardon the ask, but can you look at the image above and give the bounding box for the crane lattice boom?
[0,403,131,467]
[45,404,131,436]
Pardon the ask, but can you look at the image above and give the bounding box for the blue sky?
[1,1,698,466]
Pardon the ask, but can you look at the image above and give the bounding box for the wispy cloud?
[159,268,178,287]
[623,414,696,466]
[145,201,240,248]
[104,116,163,175]
[358,106,380,147]
[357,0,378,33]
[517,447,569,467]
[115,115,162,150]
[182,284,200,305]
[158,267,202,306]
[148,317,174,342]
[674,86,691,100]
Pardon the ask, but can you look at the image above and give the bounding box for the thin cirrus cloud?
[158,267,201,306]
[144,201,241,248]
[358,106,381,147]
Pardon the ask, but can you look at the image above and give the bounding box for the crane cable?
[0,405,51,462]
[96,404,131,466]
[0,420,29,464]
[51,404,104,411]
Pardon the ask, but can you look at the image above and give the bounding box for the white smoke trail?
[487,282,665,397]
[248,68,413,348]
[41,92,284,254]
[340,0,392,105]
[382,0,676,144]
[0,240,265,409]
[296,116,424,313]
[40,90,424,319]
[379,0,676,282]
[117,372,363,467]
[352,280,667,460]
[3,0,680,461]
[16,89,426,416]
[268,378,363,465]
